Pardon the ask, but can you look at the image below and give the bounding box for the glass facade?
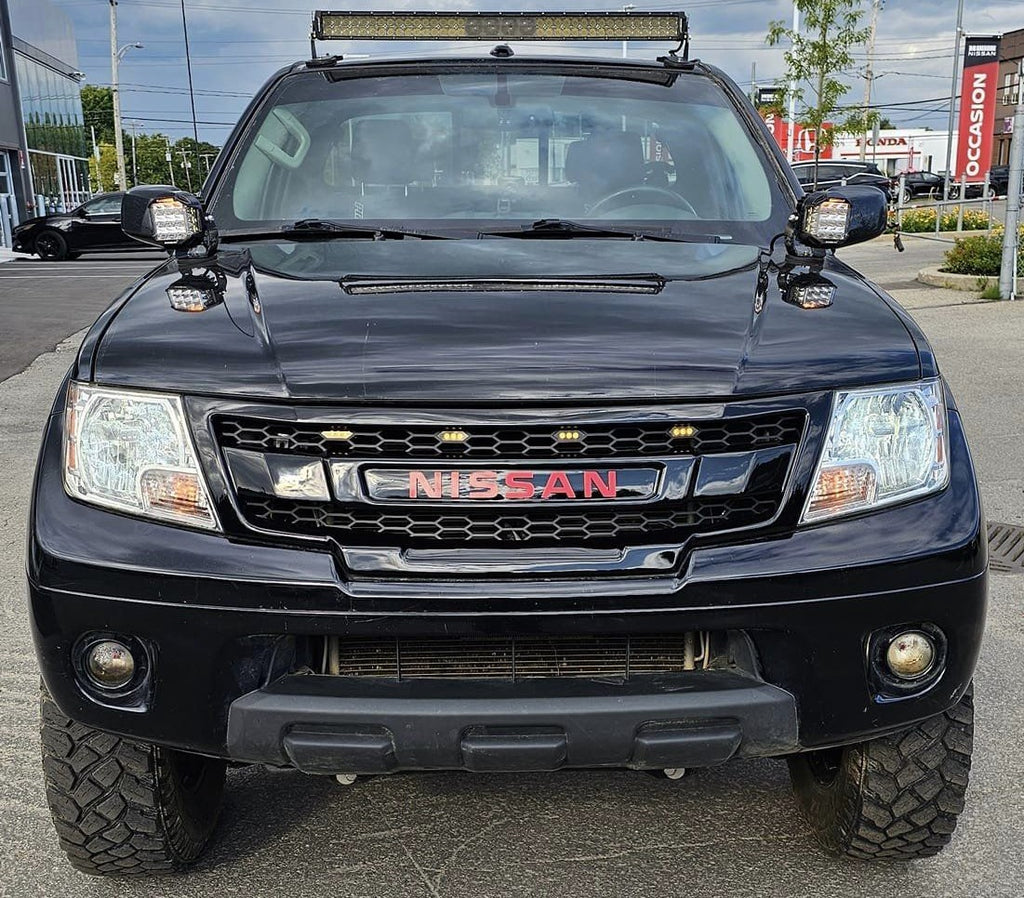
[16,54,86,158]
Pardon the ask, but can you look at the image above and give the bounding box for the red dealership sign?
[956,36,1001,180]
[762,115,834,162]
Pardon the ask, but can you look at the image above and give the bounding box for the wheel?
[788,687,973,860]
[40,686,226,876]
[34,230,69,261]
[588,186,698,218]
[900,188,912,205]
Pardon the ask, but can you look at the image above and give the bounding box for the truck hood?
[91,239,920,402]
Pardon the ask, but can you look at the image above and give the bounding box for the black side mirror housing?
[791,185,888,251]
[121,186,214,254]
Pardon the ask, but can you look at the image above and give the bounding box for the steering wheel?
[588,186,697,218]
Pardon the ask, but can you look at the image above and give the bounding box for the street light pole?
[944,0,965,200]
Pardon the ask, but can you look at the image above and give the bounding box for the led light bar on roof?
[312,11,688,44]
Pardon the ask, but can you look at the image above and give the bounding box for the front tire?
[40,687,226,876]
[788,687,973,860]
[34,230,69,261]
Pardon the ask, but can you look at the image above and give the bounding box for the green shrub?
[943,234,1023,276]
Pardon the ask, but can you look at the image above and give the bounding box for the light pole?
[128,120,141,187]
[860,0,882,162]
[943,0,965,200]
[109,0,143,192]
[621,4,634,59]
[786,1,800,163]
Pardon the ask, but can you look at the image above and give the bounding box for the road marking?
[0,274,150,279]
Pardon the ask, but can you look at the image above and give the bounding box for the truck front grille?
[215,409,804,548]
[322,634,712,680]
[215,412,805,460]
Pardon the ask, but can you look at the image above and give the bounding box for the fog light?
[885,631,935,680]
[85,640,136,689]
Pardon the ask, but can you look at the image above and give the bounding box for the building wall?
[8,0,88,212]
[0,0,31,240]
[994,27,1024,167]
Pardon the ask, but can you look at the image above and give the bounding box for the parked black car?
[29,10,985,877]
[791,160,893,198]
[11,192,154,260]
[895,171,961,204]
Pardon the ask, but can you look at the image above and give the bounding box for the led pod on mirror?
[792,186,889,250]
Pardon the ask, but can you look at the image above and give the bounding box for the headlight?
[64,383,219,530]
[802,379,949,523]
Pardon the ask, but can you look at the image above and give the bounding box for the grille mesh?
[241,494,779,545]
[327,635,702,680]
[215,413,805,460]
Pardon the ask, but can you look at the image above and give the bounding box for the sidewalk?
[0,246,18,264]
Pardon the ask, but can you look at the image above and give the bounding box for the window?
[217,70,784,242]
[81,195,122,215]
[0,25,7,81]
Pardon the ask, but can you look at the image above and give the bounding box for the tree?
[767,0,873,187]
[81,85,115,146]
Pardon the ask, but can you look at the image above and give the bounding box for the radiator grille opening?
[321,633,713,681]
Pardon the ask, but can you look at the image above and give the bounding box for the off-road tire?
[34,230,68,261]
[788,687,973,860]
[40,687,226,876]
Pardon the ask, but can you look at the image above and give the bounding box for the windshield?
[211,68,789,241]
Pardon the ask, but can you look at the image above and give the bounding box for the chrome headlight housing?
[802,379,949,523]
[64,383,219,530]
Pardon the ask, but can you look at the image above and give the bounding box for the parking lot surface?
[1,239,1022,897]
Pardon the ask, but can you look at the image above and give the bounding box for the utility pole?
[179,147,193,192]
[109,0,126,192]
[999,61,1023,301]
[165,138,176,187]
[181,0,202,175]
[944,0,965,201]
[129,121,139,187]
[860,0,882,162]
[750,61,757,104]
[786,1,800,163]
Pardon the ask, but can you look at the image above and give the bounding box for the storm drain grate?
[988,522,1024,573]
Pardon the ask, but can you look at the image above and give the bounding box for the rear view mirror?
[792,186,888,250]
[121,186,211,252]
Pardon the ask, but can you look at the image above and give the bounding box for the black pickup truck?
[28,11,985,876]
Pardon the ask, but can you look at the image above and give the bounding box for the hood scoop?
[339,274,665,295]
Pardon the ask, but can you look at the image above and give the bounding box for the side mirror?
[791,186,888,250]
[121,186,212,253]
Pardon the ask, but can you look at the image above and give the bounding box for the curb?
[917,267,1024,293]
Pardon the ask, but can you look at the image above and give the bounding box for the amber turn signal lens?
[139,469,212,523]
[804,463,877,520]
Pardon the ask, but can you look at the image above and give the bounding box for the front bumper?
[29,399,987,772]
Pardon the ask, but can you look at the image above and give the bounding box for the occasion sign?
[956,36,1001,181]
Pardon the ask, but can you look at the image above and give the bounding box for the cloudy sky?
[57,0,1023,143]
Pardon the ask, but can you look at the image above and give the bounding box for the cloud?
[57,0,1023,142]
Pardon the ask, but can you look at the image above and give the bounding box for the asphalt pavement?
[0,251,166,382]
[0,238,1022,897]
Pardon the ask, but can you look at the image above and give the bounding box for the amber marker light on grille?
[438,429,469,443]
[804,463,878,520]
[313,11,687,43]
[321,428,354,441]
[555,429,583,442]
[670,424,697,439]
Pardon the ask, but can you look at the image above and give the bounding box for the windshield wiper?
[220,219,453,242]
[478,219,727,244]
